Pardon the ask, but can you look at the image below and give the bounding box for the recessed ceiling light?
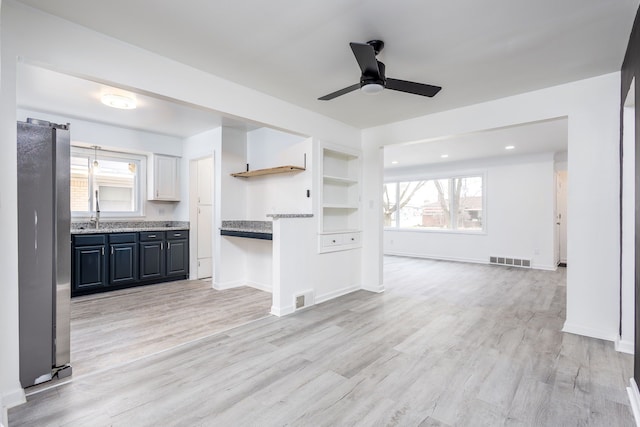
[505,145,515,150]
[101,93,137,110]
[440,154,449,158]
[391,160,399,164]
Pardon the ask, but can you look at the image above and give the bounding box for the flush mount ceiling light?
[505,145,515,150]
[440,154,449,158]
[101,93,137,109]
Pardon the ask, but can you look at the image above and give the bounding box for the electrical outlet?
[296,295,305,309]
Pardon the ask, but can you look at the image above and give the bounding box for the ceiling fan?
[318,40,442,101]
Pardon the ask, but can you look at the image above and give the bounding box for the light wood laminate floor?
[70,280,272,378]
[10,257,634,426]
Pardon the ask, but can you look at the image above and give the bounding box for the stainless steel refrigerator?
[17,118,72,387]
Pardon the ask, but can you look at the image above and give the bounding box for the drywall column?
[271,215,315,316]
[214,127,248,289]
[0,2,28,420]
[361,142,384,292]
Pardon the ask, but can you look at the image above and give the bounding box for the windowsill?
[384,227,486,236]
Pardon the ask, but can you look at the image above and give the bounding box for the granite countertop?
[220,220,272,233]
[266,213,313,219]
[71,221,189,235]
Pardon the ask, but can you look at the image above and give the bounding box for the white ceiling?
[14,0,640,130]
[384,118,568,169]
[17,64,260,138]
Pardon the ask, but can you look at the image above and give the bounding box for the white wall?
[0,2,360,416]
[362,72,621,343]
[620,90,636,353]
[246,128,312,218]
[383,153,557,270]
[18,107,184,221]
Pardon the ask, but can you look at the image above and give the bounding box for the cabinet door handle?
[156,190,159,198]
[111,247,114,255]
[168,242,171,249]
[148,234,156,238]
[161,242,164,250]
[101,247,104,256]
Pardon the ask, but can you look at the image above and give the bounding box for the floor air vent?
[490,256,531,268]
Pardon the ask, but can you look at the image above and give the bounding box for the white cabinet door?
[197,204,213,279]
[197,157,213,205]
[149,154,180,201]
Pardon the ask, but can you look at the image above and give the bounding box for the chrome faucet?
[90,190,100,229]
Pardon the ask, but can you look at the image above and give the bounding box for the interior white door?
[197,157,213,205]
[556,171,568,265]
[196,157,213,279]
[197,205,213,278]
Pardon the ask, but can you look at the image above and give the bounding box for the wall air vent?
[490,256,531,268]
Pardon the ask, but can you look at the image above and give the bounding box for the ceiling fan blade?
[350,42,380,77]
[386,78,442,97]
[318,83,360,101]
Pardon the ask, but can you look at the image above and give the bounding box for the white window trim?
[71,146,146,219]
[383,172,486,234]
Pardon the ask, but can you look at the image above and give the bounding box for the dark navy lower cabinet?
[72,234,107,295]
[166,230,188,277]
[109,233,138,285]
[72,230,188,297]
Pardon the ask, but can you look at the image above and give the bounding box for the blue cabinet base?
[72,230,189,297]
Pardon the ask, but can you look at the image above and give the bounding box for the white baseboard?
[384,251,486,266]
[246,281,272,293]
[385,251,556,271]
[2,387,26,426]
[628,378,640,426]
[212,279,244,290]
[270,304,295,317]
[616,335,635,354]
[362,283,385,293]
[562,321,617,342]
[315,284,360,305]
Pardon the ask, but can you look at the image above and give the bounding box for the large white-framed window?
[71,146,145,218]
[383,174,484,232]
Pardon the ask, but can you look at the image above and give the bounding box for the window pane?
[456,176,483,230]
[397,180,449,229]
[71,156,90,212]
[383,183,397,226]
[94,159,137,212]
[418,179,450,229]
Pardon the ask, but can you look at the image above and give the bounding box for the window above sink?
[71,146,146,218]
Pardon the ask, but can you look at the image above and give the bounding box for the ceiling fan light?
[101,93,137,109]
[361,83,384,95]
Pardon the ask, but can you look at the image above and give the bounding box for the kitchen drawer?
[167,230,188,240]
[139,231,166,241]
[73,234,106,246]
[342,232,360,245]
[109,233,137,244]
[321,234,344,247]
[318,231,362,253]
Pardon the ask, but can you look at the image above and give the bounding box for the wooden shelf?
[231,165,305,178]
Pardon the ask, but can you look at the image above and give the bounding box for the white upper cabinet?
[148,154,180,201]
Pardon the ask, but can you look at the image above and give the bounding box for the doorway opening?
[16,62,273,390]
